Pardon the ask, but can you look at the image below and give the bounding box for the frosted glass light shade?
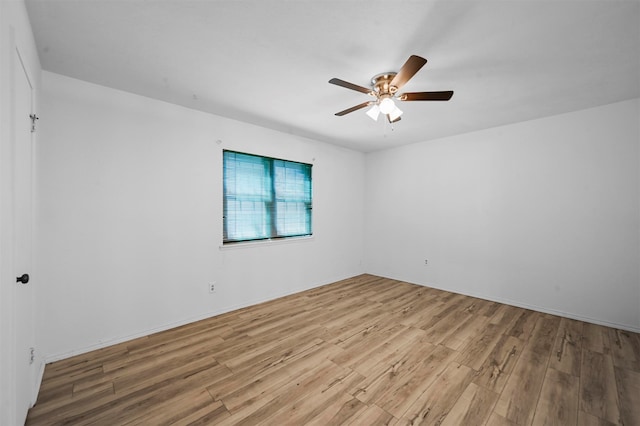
[379,97,396,114]
[366,104,380,121]
[389,106,403,121]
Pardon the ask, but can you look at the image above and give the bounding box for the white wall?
[38,71,365,361]
[365,98,640,332]
[33,68,640,360]
[0,1,42,424]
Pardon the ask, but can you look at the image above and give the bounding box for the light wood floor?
[27,274,640,425]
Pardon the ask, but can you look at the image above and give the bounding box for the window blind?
[223,150,312,243]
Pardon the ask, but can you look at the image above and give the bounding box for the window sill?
[219,235,314,250]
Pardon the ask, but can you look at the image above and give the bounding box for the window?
[223,150,312,244]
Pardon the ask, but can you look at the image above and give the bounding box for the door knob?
[16,274,29,284]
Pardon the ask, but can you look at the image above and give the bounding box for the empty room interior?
[1,1,639,425]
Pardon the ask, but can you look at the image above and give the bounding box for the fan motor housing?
[371,72,398,96]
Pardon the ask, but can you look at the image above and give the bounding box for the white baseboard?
[418,279,640,334]
[44,272,357,364]
[46,271,635,365]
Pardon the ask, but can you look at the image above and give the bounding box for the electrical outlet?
[424,259,428,265]
[209,282,216,293]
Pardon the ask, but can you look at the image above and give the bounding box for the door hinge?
[29,114,39,133]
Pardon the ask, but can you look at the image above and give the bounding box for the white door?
[13,46,36,424]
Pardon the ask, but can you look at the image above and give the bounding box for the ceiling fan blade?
[335,101,373,116]
[329,78,373,95]
[399,91,454,101]
[389,55,427,92]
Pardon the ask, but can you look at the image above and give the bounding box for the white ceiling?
[25,1,640,152]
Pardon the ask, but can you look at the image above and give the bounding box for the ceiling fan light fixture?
[389,105,403,122]
[379,97,396,114]
[366,104,380,121]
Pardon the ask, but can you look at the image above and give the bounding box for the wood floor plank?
[531,367,579,426]
[125,322,230,354]
[366,279,417,304]
[577,410,619,426]
[455,323,503,370]
[415,293,467,331]
[323,302,388,343]
[548,317,583,377]
[505,309,541,342]
[217,360,349,425]
[351,340,439,405]
[330,323,409,369]
[398,297,446,328]
[214,344,343,413]
[398,361,475,424]
[582,322,612,354]
[213,321,322,366]
[422,309,475,346]
[222,325,327,373]
[26,275,640,425]
[39,360,226,426]
[343,404,396,425]
[439,382,498,426]
[36,364,103,406]
[493,314,560,425]
[474,299,502,318]
[41,344,128,378]
[32,382,73,407]
[72,380,114,399]
[376,346,459,419]
[349,326,428,376]
[488,303,525,329]
[121,388,221,426]
[106,337,227,384]
[29,343,231,422]
[614,366,640,426]
[580,349,621,424]
[485,412,520,426]
[264,369,364,425]
[608,328,640,372]
[441,314,490,351]
[206,339,341,402]
[305,394,368,426]
[471,334,524,393]
[171,401,230,426]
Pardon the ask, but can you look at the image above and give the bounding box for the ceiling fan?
[329,55,453,123]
